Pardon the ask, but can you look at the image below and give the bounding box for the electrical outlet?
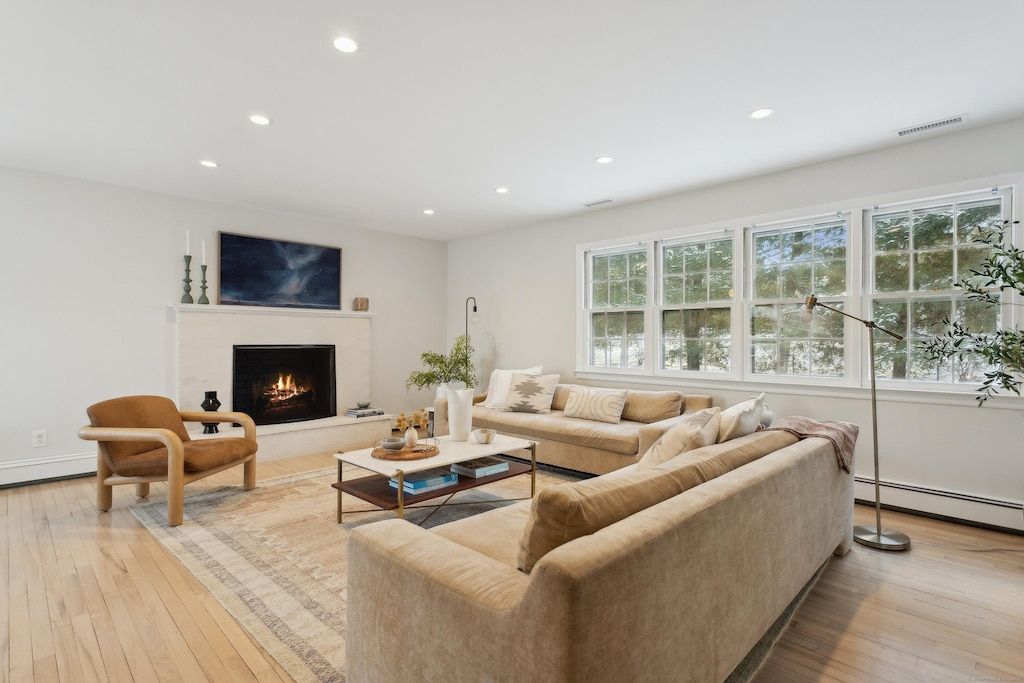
[32,430,47,448]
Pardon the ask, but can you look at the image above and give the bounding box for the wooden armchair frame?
[79,411,257,526]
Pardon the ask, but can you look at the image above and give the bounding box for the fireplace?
[232,345,337,425]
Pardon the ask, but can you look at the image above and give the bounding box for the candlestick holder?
[181,255,194,304]
[197,264,210,304]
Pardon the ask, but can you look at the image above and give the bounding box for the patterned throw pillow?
[504,373,560,413]
[480,366,543,408]
[563,385,627,424]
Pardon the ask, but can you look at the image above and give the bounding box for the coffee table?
[333,434,537,523]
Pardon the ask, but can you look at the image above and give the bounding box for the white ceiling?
[3,1,1024,242]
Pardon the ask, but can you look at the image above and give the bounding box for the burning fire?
[264,373,309,405]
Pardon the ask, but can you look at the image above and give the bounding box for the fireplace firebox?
[232,345,337,425]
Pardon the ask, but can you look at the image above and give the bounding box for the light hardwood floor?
[2,452,1022,682]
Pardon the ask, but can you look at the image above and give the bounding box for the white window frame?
[575,175,1021,401]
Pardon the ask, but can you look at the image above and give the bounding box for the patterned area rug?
[130,463,576,683]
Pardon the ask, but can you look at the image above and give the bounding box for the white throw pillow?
[504,373,560,414]
[637,408,721,469]
[563,385,628,424]
[717,393,765,443]
[480,366,543,408]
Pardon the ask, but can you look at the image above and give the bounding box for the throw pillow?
[504,373,560,413]
[636,407,721,469]
[480,366,543,408]
[717,392,765,443]
[562,385,628,424]
[620,390,684,423]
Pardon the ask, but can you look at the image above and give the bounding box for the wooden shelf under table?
[332,458,533,513]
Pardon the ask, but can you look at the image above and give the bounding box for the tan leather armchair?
[79,395,258,526]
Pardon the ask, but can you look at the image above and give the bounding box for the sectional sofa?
[433,382,713,474]
[346,416,856,682]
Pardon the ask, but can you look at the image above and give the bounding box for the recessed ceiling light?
[333,36,358,53]
[748,107,775,120]
[495,187,509,194]
[199,160,219,168]
[595,156,614,164]
[423,209,435,215]
[249,114,271,126]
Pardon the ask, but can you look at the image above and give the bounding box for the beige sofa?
[433,384,713,474]
[347,428,854,682]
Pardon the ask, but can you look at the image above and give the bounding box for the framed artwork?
[218,232,341,310]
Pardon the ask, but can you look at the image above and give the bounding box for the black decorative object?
[201,390,222,434]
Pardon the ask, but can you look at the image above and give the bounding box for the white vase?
[404,425,419,448]
[435,383,448,400]
[447,387,475,441]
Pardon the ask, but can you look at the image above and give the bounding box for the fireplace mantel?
[168,303,374,319]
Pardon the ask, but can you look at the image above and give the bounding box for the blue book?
[389,467,458,490]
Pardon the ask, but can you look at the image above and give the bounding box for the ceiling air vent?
[895,114,966,137]
[583,198,613,208]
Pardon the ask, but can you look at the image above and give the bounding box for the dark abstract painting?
[218,233,341,310]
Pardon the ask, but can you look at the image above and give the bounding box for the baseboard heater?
[855,476,1024,536]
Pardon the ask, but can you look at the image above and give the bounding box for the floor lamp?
[801,295,911,551]
[465,296,479,340]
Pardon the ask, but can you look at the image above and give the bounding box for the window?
[577,180,1016,396]
[868,192,1006,383]
[748,218,848,377]
[659,235,734,373]
[586,247,648,369]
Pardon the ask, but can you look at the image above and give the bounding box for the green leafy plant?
[920,219,1024,404]
[405,334,477,390]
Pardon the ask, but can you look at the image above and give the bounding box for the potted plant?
[406,334,478,441]
[405,334,478,391]
[921,218,1024,405]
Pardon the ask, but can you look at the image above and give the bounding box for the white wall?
[1,166,448,484]
[448,117,1024,531]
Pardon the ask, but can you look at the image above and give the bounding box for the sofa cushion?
[717,392,765,443]
[472,407,642,455]
[636,407,721,469]
[504,373,560,413]
[563,385,627,424]
[517,429,799,572]
[621,390,685,423]
[480,366,543,408]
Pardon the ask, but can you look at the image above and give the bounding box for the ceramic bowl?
[473,428,496,444]
[356,401,371,409]
[381,437,406,452]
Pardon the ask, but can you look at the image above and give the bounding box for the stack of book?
[345,406,384,418]
[451,456,510,478]
[389,467,458,494]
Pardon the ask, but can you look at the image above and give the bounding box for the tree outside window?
[750,219,847,377]
[660,236,733,372]
[870,197,1002,382]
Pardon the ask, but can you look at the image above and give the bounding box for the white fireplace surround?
[170,305,390,459]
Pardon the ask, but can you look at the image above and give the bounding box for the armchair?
[79,395,258,526]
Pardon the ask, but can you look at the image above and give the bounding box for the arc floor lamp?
[801,295,911,551]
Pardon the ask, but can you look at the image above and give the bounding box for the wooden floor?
[2,453,1023,683]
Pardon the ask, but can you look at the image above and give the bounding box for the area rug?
[130,464,576,683]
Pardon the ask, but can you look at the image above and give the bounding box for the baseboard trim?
[0,451,96,488]
[854,476,1024,534]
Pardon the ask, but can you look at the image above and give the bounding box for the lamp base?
[853,524,911,551]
